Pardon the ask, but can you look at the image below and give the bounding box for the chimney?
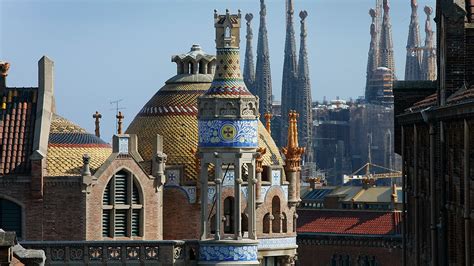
[0,61,10,94]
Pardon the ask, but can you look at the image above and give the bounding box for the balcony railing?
[21,240,200,265]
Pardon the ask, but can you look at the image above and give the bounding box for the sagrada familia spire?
[378,0,396,78]
[366,9,379,101]
[280,0,299,146]
[405,0,423,80]
[255,0,273,117]
[243,0,273,119]
[243,13,256,95]
[421,6,437,81]
[297,10,313,162]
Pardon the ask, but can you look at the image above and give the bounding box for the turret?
[365,9,379,102]
[197,9,259,265]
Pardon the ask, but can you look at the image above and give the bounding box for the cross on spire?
[116,111,124,134]
[92,111,102,138]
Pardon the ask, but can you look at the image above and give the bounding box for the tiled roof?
[47,114,111,176]
[410,93,437,111]
[446,86,474,104]
[351,187,392,203]
[0,87,38,175]
[297,209,402,236]
[126,80,283,182]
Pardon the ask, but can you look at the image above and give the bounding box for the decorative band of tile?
[48,143,111,148]
[199,243,258,262]
[49,133,109,146]
[138,105,198,116]
[198,119,258,148]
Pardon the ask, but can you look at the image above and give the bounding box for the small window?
[102,170,143,238]
[225,26,231,38]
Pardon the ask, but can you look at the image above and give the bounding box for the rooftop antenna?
[110,99,126,134]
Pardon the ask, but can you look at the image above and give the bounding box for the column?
[215,158,223,240]
[247,161,257,240]
[200,162,209,240]
[234,158,243,240]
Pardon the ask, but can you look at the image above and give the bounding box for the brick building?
[296,184,403,266]
[394,0,474,265]
[0,58,166,243]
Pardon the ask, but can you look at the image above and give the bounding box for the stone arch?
[224,196,234,234]
[272,196,281,233]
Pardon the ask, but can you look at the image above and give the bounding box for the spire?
[281,0,299,145]
[379,0,396,79]
[421,6,437,81]
[282,111,305,173]
[243,13,256,94]
[405,0,423,80]
[366,9,379,102]
[93,111,102,138]
[255,0,273,118]
[116,111,124,134]
[297,10,313,163]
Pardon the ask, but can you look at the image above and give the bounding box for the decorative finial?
[369,8,376,19]
[0,62,10,77]
[424,5,433,16]
[299,10,308,21]
[411,0,417,9]
[116,111,124,134]
[226,9,230,14]
[93,111,102,138]
[281,111,305,172]
[82,154,91,176]
[245,13,253,24]
[264,112,272,134]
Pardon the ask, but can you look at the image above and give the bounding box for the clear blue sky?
[0,0,436,141]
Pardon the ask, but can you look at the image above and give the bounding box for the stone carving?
[126,246,140,260]
[258,237,297,249]
[70,247,84,261]
[107,246,121,260]
[145,246,160,260]
[89,247,103,261]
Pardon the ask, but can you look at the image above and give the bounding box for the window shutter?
[132,180,140,204]
[114,173,128,205]
[131,209,140,236]
[102,210,110,237]
[103,182,112,205]
[115,209,127,237]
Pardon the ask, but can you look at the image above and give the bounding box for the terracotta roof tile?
[0,87,37,175]
[297,209,402,236]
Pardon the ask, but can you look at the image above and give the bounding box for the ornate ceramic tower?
[197,9,259,265]
[405,0,423,80]
[255,0,273,119]
[421,6,437,81]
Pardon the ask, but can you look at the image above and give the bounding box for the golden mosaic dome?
[126,45,283,182]
[47,114,112,177]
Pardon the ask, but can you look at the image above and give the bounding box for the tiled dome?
[126,47,283,182]
[47,114,111,177]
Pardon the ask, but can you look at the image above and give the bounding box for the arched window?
[102,170,143,238]
[225,26,231,38]
[0,199,22,238]
[272,196,281,233]
[263,213,270,234]
[224,197,234,234]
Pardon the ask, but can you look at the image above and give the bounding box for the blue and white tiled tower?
[197,9,260,265]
